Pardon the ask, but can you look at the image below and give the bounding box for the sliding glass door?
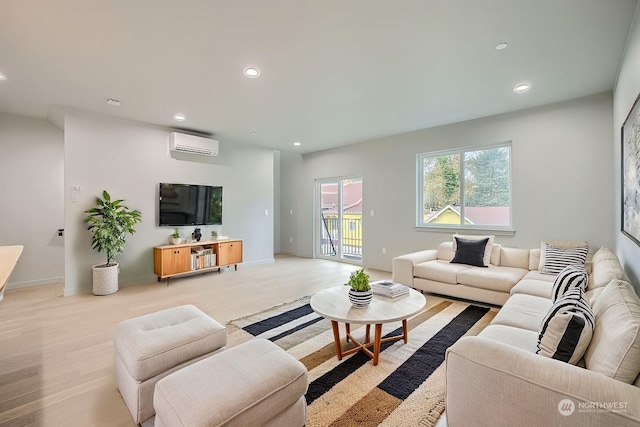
[316,177,362,263]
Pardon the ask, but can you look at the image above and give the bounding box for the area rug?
[226,296,497,427]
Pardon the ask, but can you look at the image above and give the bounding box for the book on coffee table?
[371,280,410,298]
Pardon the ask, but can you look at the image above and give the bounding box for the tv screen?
[159,183,222,226]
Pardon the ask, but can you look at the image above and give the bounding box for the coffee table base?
[330,319,409,366]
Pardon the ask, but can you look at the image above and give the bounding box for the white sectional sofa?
[392,240,554,306]
[394,239,640,426]
[445,247,640,426]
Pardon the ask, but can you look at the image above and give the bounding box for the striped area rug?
[227,296,497,427]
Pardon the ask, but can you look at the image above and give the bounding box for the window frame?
[415,142,514,232]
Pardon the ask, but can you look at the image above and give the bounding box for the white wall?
[62,108,274,295]
[280,93,615,272]
[280,150,314,257]
[614,3,640,289]
[0,113,65,288]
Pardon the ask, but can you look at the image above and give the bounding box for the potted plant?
[345,267,372,308]
[85,190,142,295]
[170,228,181,245]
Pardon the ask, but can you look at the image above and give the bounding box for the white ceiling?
[0,0,637,154]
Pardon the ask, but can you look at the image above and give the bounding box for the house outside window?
[416,143,512,231]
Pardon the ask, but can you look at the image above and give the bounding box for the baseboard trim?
[6,276,64,291]
[240,258,275,267]
[278,250,310,257]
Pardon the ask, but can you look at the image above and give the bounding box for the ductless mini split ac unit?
[169,132,219,156]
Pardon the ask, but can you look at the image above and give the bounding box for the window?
[417,143,512,230]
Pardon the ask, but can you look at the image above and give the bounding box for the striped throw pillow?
[537,288,595,365]
[551,265,588,302]
[540,243,588,275]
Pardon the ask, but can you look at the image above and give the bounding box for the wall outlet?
[382,247,387,255]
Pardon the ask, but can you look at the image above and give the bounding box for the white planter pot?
[169,237,181,245]
[348,289,373,308]
[92,263,119,295]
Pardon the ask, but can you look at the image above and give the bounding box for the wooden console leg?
[331,321,343,360]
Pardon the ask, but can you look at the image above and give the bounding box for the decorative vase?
[170,236,181,245]
[92,263,119,296]
[192,228,202,242]
[348,289,373,308]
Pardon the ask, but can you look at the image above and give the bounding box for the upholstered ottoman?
[154,338,308,427]
[113,305,227,424]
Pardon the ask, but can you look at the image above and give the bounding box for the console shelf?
[153,239,243,284]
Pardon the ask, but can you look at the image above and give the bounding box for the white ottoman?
[154,338,308,427]
[113,305,227,424]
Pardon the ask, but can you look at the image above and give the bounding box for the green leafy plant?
[85,190,142,266]
[345,268,371,292]
[172,228,180,238]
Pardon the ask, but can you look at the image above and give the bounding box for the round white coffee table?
[310,286,426,365]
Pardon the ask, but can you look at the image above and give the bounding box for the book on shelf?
[371,280,410,298]
[190,248,216,270]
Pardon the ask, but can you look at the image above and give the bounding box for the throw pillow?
[584,279,640,383]
[551,265,588,302]
[537,240,588,270]
[452,234,494,267]
[537,288,595,365]
[450,237,489,268]
[540,243,589,275]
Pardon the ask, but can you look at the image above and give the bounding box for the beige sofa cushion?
[585,287,605,306]
[414,260,471,285]
[478,324,539,353]
[529,248,541,270]
[490,244,501,266]
[457,266,528,293]
[437,241,453,261]
[491,294,553,332]
[522,270,556,282]
[510,279,553,299]
[584,280,640,384]
[499,247,530,269]
[588,247,627,290]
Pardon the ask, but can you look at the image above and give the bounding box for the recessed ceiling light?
[250,131,257,135]
[173,113,186,121]
[0,73,7,81]
[293,141,301,146]
[243,67,260,78]
[513,83,530,93]
[495,42,508,50]
[106,98,122,106]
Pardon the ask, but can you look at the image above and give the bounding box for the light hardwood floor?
[0,255,394,426]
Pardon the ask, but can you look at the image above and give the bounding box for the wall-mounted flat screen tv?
[159,183,223,226]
